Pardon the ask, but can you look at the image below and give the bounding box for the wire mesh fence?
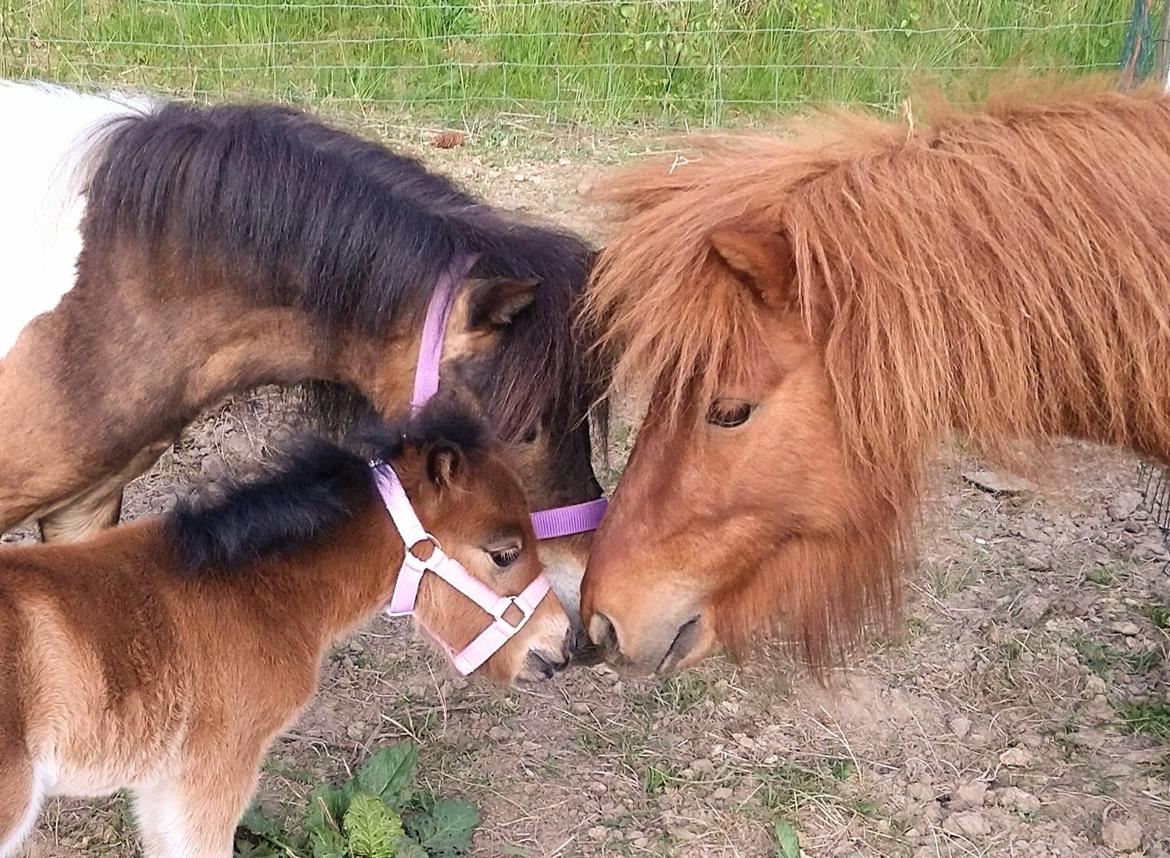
[2,0,1132,124]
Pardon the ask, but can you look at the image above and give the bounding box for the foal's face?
[581,229,864,673]
[441,279,604,631]
[408,443,575,684]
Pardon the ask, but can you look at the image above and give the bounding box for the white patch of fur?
[0,81,156,361]
[0,760,56,858]
[134,780,196,858]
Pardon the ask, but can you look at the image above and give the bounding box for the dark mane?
[168,400,488,574]
[84,99,598,437]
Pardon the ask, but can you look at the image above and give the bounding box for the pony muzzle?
[588,609,711,675]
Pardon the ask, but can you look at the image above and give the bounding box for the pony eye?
[520,424,541,445]
[707,400,755,429]
[490,546,521,568]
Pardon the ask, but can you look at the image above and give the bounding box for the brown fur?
[581,78,1170,670]
[0,438,570,858]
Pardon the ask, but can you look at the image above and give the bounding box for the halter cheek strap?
[374,463,553,676]
[413,256,608,539]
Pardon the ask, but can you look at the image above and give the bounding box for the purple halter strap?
[375,462,550,675]
[411,254,607,539]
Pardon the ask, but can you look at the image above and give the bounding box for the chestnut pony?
[0,398,571,858]
[0,82,602,613]
[582,80,1170,674]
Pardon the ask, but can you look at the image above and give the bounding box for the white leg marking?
[0,761,55,858]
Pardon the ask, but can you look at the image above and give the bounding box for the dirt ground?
[11,121,1170,857]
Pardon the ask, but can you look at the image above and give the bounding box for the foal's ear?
[466,277,540,331]
[426,442,465,490]
[708,227,794,309]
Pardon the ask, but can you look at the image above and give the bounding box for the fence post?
[1120,0,1154,90]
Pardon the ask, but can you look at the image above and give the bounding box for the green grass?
[1115,699,1170,742]
[4,0,1130,125]
[1067,634,1162,678]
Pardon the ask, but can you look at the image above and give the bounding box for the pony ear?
[426,442,464,490]
[466,277,539,330]
[708,227,794,308]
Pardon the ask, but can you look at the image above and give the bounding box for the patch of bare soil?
[16,127,1170,858]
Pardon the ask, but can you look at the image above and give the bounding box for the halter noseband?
[410,253,607,538]
[375,463,550,675]
[375,255,604,674]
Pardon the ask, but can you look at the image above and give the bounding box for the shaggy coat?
[0,404,570,858]
[581,79,1170,670]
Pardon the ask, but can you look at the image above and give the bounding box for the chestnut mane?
[585,78,1170,660]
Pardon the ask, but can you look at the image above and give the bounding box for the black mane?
[85,99,599,437]
[169,400,487,574]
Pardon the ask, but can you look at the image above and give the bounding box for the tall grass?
[3,0,1130,124]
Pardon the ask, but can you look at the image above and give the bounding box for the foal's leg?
[37,485,124,543]
[134,756,261,858]
[0,752,41,858]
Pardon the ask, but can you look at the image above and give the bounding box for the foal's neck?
[250,497,404,645]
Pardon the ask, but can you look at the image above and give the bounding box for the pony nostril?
[589,613,619,655]
[526,650,556,678]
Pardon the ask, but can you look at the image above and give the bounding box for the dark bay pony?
[580,79,1170,674]
[0,81,602,614]
[0,398,570,858]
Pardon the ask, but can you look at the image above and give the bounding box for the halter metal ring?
[491,595,533,631]
[405,533,442,566]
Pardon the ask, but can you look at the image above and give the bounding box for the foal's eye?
[489,546,521,568]
[520,424,541,445]
[707,400,755,428]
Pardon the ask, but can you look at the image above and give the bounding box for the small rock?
[1108,490,1143,521]
[1084,674,1108,696]
[569,702,591,716]
[1023,554,1052,572]
[907,782,936,802]
[488,725,510,741]
[963,469,1035,495]
[587,826,609,841]
[948,715,973,739]
[587,781,608,795]
[1017,595,1051,624]
[633,837,649,849]
[512,172,528,182]
[998,787,1041,815]
[950,781,989,811]
[999,747,1034,768]
[943,811,990,838]
[1110,621,1141,637]
[575,175,595,196]
[712,787,733,801]
[1101,816,1142,852]
[690,759,716,777]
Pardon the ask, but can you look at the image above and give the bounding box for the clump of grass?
[5,0,1129,125]
[1115,699,1170,742]
[1140,602,1170,631]
[1066,634,1162,678]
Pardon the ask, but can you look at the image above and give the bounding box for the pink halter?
[411,254,607,539]
[375,255,603,674]
[375,463,550,675]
